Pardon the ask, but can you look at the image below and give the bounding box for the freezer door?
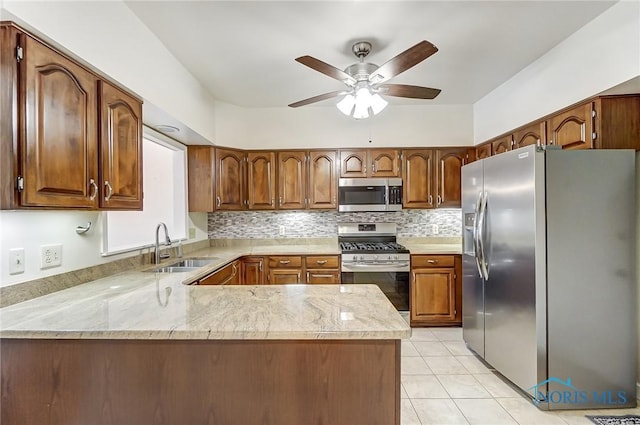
[482,145,544,393]
[461,160,484,357]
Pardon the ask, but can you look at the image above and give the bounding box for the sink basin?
[145,257,220,273]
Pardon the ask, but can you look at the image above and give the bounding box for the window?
[102,128,187,255]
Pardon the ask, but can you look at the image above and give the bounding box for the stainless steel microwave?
[338,178,403,212]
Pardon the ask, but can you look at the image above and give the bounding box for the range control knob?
[353,255,358,261]
[373,255,378,260]
[359,255,365,261]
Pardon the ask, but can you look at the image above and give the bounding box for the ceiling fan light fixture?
[336,93,356,115]
[337,85,388,119]
[370,93,388,115]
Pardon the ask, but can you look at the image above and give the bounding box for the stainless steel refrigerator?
[462,144,637,410]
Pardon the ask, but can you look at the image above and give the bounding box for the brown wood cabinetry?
[402,148,468,209]
[278,150,338,210]
[0,22,142,210]
[241,256,265,285]
[410,255,462,327]
[247,151,276,210]
[198,260,240,285]
[267,256,304,284]
[513,121,545,149]
[305,255,341,284]
[308,151,338,209]
[277,151,307,209]
[475,143,492,160]
[491,135,513,155]
[546,102,592,150]
[593,96,640,150]
[215,148,246,210]
[187,146,215,212]
[339,149,400,178]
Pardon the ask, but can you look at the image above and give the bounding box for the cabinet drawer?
[305,255,339,269]
[412,255,455,268]
[268,256,302,268]
[306,270,341,284]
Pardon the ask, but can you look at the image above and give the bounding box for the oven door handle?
[341,262,410,271]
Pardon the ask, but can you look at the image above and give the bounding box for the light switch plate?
[9,248,25,274]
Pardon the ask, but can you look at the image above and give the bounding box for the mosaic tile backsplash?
[208,209,462,239]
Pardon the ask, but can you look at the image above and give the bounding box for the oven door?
[341,271,409,311]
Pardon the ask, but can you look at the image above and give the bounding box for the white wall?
[1,1,218,143]
[215,103,474,149]
[473,1,640,143]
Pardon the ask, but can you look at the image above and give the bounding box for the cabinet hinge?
[16,46,23,62]
[592,132,597,140]
[592,109,596,118]
[16,176,24,192]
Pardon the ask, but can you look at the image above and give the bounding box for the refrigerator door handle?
[478,191,490,280]
[473,191,484,279]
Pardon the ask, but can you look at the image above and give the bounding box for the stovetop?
[339,241,409,254]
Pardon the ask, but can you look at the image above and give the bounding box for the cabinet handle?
[309,274,333,278]
[89,179,98,200]
[104,181,113,201]
[437,195,442,205]
[216,196,221,208]
[271,198,275,206]
[218,263,238,286]
[427,259,438,264]
[372,163,376,173]
[316,260,328,265]
[279,196,283,207]
[279,259,291,265]
[259,262,263,272]
[428,195,433,205]
[363,166,367,175]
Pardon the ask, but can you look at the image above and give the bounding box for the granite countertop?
[0,239,462,341]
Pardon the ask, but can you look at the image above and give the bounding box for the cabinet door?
[268,269,303,284]
[199,261,240,285]
[277,151,307,209]
[411,268,456,322]
[99,81,143,210]
[513,121,545,150]
[187,146,215,212]
[308,150,337,209]
[370,149,400,177]
[436,148,467,208]
[22,35,99,208]
[247,151,276,210]
[339,149,368,178]
[402,149,434,209]
[215,148,245,210]
[547,102,593,150]
[475,143,492,160]
[306,270,340,284]
[242,256,265,285]
[491,135,513,155]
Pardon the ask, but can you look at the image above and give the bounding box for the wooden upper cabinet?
[339,149,399,178]
[475,143,492,160]
[402,149,434,209]
[215,148,246,210]
[339,149,368,178]
[21,35,99,208]
[513,121,545,150]
[308,150,337,209]
[491,135,513,155]
[436,149,467,208]
[99,81,143,210]
[247,151,276,210]
[277,151,307,209]
[370,149,400,177]
[547,102,593,150]
[187,146,215,212]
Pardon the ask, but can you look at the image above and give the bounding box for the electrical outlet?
[9,248,25,275]
[279,225,286,236]
[40,244,62,269]
[189,227,196,239]
[432,224,439,235]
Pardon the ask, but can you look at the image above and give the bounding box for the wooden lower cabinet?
[305,255,341,284]
[241,256,265,284]
[410,255,462,327]
[198,260,240,285]
[267,256,304,284]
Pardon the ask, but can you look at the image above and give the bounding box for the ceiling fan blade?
[377,84,441,99]
[288,91,346,108]
[368,41,438,84]
[295,56,357,86]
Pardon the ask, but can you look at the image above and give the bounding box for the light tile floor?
[401,327,640,425]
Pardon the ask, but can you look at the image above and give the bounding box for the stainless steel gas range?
[338,223,410,311]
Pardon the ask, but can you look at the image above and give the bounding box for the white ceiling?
[126,1,617,109]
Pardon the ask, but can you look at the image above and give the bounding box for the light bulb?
[370,93,388,115]
[336,94,355,116]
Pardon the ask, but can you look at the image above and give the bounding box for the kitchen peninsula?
[0,253,410,425]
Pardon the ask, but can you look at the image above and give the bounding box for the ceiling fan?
[288,40,441,119]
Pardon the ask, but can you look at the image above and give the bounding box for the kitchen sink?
[146,257,220,273]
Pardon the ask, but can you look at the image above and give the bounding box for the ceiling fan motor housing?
[344,62,378,82]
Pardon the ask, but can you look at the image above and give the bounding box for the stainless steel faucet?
[155,222,172,264]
